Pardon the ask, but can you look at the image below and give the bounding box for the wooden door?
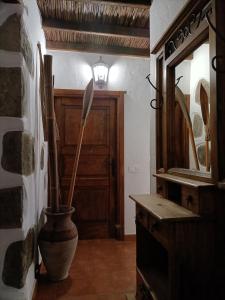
[54,90,124,240]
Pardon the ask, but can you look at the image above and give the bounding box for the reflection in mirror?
[174,40,210,173]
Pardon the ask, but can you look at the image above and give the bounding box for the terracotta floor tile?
[71,294,127,300]
[35,239,136,300]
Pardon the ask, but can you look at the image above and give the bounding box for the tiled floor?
[35,239,136,300]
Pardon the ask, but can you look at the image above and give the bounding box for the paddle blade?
[175,86,192,129]
[81,78,94,122]
[200,84,209,126]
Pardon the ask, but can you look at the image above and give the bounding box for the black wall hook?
[146,74,159,92]
[175,76,183,87]
[212,56,225,74]
[146,74,163,110]
[146,75,184,110]
[205,11,225,43]
[205,11,225,74]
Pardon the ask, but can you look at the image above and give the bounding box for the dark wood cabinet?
[130,192,215,300]
[130,0,225,299]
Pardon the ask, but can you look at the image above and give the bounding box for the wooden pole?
[37,43,48,141]
[44,55,60,212]
[67,121,85,208]
[67,79,94,208]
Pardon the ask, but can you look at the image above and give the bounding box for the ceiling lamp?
[92,56,109,89]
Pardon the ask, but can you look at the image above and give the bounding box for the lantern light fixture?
[92,56,109,89]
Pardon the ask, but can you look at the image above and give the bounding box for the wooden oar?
[37,42,48,141]
[200,84,210,172]
[175,86,200,170]
[67,79,94,208]
[44,55,60,212]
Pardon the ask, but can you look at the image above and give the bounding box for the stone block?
[0,14,34,76]
[2,228,34,289]
[21,24,34,77]
[193,113,203,138]
[0,186,23,228]
[0,14,21,52]
[0,67,24,117]
[197,144,206,166]
[1,131,35,175]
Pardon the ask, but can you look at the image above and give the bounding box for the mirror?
[174,40,210,173]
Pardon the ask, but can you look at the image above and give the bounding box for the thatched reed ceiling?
[37,0,151,57]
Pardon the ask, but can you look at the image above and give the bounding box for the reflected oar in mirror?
[200,84,210,172]
[175,86,200,170]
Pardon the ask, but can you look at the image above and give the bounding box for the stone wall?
[0,1,47,299]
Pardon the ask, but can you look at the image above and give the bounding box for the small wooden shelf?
[129,194,200,222]
[154,173,214,189]
[140,267,168,300]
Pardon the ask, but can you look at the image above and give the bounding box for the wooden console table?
[130,194,214,300]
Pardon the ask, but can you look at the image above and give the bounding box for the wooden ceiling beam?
[43,19,149,39]
[62,0,151,9]
[46,40,150,57]
[2,0,20,2]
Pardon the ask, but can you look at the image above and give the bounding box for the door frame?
[54,89,125,240]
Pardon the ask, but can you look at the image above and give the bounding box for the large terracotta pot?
[38,206,78,281]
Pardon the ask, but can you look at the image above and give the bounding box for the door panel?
[75,189,108,221]
[64,107,108,145]
[63,155,108,176]
[55,94,117,239]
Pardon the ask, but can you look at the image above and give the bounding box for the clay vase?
[38,206,78,281]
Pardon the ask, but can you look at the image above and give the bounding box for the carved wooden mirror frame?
[152,0,225,184]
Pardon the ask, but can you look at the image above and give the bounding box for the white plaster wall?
[149,0,189,193]
[0,1,46,299]
[48,50,150,235]
[22,0,47,232]
[175,61,191,95]
[150,0,189,52]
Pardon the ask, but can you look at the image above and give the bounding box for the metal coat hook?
[205,11,225,43]
[146,74,159,92]
[205,11,225,74]
[146,75,184,110]
[212,56,225,74]
[146,74,163,110]
[175,76,183,87]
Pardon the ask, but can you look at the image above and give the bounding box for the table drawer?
[181,186,215,215]
[148,214,170,249]
[136,204,171,249]
[181,186,199,213]
[136,204,149,230]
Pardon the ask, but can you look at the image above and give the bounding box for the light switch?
[128,165,140,173]
[128,166,136,173]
